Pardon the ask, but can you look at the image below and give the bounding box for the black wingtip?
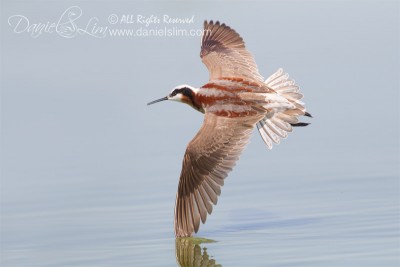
[304,112,313,118]
[291,122,310,127]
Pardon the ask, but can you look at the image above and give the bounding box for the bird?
[147,20,311,237]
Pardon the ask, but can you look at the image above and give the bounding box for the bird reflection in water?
[175,238,221,267]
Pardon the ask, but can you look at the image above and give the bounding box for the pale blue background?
[1,1,399,266]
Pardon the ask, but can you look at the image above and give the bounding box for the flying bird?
[147,20,311,237]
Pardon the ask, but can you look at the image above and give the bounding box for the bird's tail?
[257,68,311,149]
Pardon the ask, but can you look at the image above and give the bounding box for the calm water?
[2,152,399,266]
[1,1,399,266]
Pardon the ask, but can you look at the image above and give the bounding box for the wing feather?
[174,113,261,237]
[201,20,263,82]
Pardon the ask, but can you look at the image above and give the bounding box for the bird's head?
[147,85,201,111]
[166,85,196,104]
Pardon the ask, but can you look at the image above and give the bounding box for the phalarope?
[148,20,311,237]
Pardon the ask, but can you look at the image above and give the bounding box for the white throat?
[169,94,185,102]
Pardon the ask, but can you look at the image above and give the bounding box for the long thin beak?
[147,96,168,106]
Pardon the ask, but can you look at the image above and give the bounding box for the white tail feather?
[258,68,307,149]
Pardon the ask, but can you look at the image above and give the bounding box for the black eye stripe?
[171,87,192,97]
[182,88,193,98]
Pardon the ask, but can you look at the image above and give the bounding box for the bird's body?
[148,20,311,237]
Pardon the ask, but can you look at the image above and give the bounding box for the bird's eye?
[170,89,181,97]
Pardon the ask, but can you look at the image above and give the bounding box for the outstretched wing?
[200,20,264,82]
[174,113,262,237]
